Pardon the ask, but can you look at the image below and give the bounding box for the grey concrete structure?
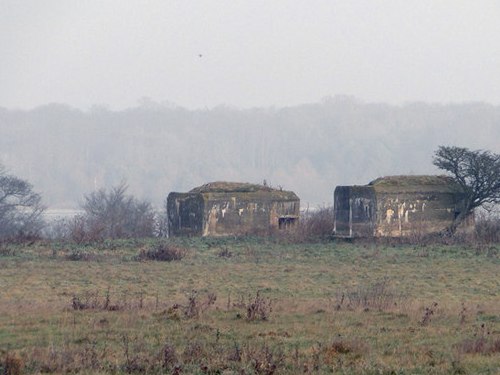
[334,176,472,238]
[167,182,300,237]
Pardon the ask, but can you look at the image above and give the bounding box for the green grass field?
[1,238,499,374]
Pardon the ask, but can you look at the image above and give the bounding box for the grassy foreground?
[0,238,499,374]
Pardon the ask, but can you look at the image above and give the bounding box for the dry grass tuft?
[65,249,101,261]
[232,291,273,321]
[247,345,285,375]
[322,338,367,362]
[161,342,178,370]
[2,352,23,375]
[336,278,408,312]
[420,302,439,326]
[136,242,188,261]
[458,337,500,355]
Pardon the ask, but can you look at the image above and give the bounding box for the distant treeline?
[1,96,499,208]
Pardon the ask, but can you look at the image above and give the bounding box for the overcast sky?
[1,0,499,110]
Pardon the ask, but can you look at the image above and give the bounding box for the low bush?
[420,302,439,326]
[232,291,273,321]
[284,206,334,242]
[474,213,500,243]
[161,342,178,370]
[180,290,217,319]
[247,345,284,375]
[216,247,233,258]
[70,289,143,311]
[458,337,500,355]
[65,249,101,261]
[336,278,407,312]
[246,291,273,321]
[323,337,367,358]
[0,242,15,257]
[44,183,158,244]
[1,352,23,375]
[136,242,188,261]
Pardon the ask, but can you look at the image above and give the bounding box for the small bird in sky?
[198,54,203,58]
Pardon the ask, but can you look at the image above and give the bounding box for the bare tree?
[77,182,156,240]
[0,163,45,239]
[433,146,500,233]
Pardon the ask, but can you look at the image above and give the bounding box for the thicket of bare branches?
[286,206,334,242]
[473,211,500,244]
[0,163,45,239]
[68,183,156,242]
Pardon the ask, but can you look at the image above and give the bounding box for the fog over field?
[1,98,499,208]
[1,1,499,208]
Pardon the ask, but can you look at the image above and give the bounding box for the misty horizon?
[2,94,500,113]
[1,1,499,210]
[1,97,499,210]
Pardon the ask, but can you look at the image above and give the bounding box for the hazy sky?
[1,0,499,110]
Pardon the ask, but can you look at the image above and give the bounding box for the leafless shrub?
[72,292,102,311]
[2,352,23,375]
[71,295,88,310]
[122,334,146,374]
[79,338,102,370]
[338,278,407,311]
[457,324,500,356]
[474,211,500,244]
[289,206,334,242]
[390,211,500,247]
[26,342,110,374]
[0,242,15,257]
[217,246,233,258]
[122,334,161,374]
[42,217,73,240]
[187,290,217,319]
[243,245,260,263]
[226,343,242,362]
[459,303,467,325]
[323,338,367,358]
[156,207,169,238]
[67,214,105,244]
[184,291,200,319]
[182,341,205,364]
[404,220,441,246]
[450,355,466,375]
[415,247,430,257]
[420,302,438,326]
[65,249,101,261]
[33,347,79,373]
[166,290,217,319]
[245,291,273,321]
[136,242,188,262]
[329,339,355,355]
[375,231,444,247]
[70,289,139,311]
[459,337,489,354]
[474,244,498,257]
[161,343,178,370]
[246,345,284,375]
[66,183,156,243]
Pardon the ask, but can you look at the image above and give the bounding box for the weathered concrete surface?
[334,176,472,238]
[334,186,376,238]
[168,182,300,237]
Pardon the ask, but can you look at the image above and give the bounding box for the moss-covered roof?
[369,175,455,186]
[189,181,276,193]
[368,175,461,193]
[186,181,299,201]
